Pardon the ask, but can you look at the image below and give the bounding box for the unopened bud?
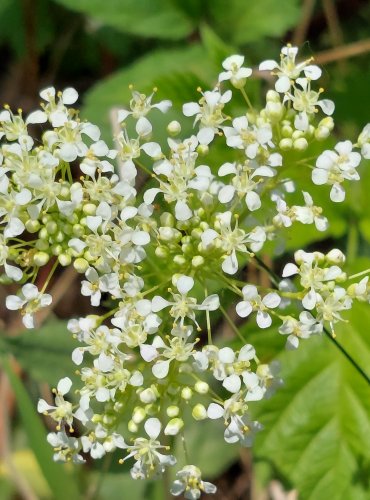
[164,418,184,435]
[167,120,181,136]
[192,404,207,420]
[194,381,209,394]
[326,248,345,265]
[181,387,193,401]
[166,405,180,417]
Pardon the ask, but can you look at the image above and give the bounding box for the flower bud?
[166,405,180,417]
[174,255,187,266]
[293,138,308,151]
[73,257,89,273]
[164,417,184,435]
[51,244,63,256]
[128,420,138,433]
[73,224,85,237]
[315,126,330,140]
[279,138,293,150]
[33,251,50,266]
[139,388,157,404]
[181,387,193,401]
[197,144,209,156]
[167,120,181,136]
[46,220,58,235]
[281,125,293,137]
[83,203,97,215]
[192,404,207,420]
[160,212,175,228]
[58,253,72,266]
[25,220,40,233]
[326,249,345,265]
[194,381,209,394]
[266,90,280,102]
[132,407,146,424]
[155,246,169,259]
[192,255,205,268]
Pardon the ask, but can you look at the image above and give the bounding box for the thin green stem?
[323,327,370,385]
[240,87,254,112]
[219,304,245,343]
[40,259,59,293]
[348,268,370,280]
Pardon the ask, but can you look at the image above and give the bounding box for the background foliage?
[0,0,369,499]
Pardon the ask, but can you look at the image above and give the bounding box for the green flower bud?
[194,381,209,394]
[132,407,146,424]
[46,221,58,235]
[155,246,169,259]
[54,231,65,243]
[39,227,49,240]
[166,405,180,418]
[192,255,205,268]
[128,420,138,433]
[192,404,207,420]
[73,224,85,237]
[281,125,293,137]
[33,251,50,266]
[51,244,63,256]
[279,138,293,150]
[167,120,181,136]
[83,203,97,215]
[73,258,89,273]
[326,249,345,265]
[160,212,175,228]
[164,418,184,436]
[25,220,41,233]
[35,239,49,251]
[139,388,157,404]
[174,255,187,266]
[197,144,209,156]
[181,387,193,401]
[293,138,308,151]
[58,253,72,266]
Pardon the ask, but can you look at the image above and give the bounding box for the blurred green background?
[0,0,369,499]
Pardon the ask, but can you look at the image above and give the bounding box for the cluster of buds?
[1,45,369,498]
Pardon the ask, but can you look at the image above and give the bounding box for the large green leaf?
[1,357,81,500]
[51,0,194,40]
[208,0,300,45]
[249,302,370,500]
[0,319,78,387]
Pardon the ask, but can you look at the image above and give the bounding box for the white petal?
[259,60,279,71]
[175,200,192,221]
[223,374,241,393]
[256,311,272,328]
[57,377,72,395]
[235,300,252,318]
[207,403,224,419]
[304,65,322,80]
[132,231,150,246]
[218,162,237,176]
[222,252,238,275]
[141,142,161,158]
[143,188,161,205]
[136,117,152,137]
[152,296,170,312]
[201,229,218,247]
[140,344,158,362]
[312,168,328,185]
[37,399,53,413]
[262,292,281,309]
[183,102,200,116]
[144,417,161,439]
[218,185,235,203]
[176,275,194,295]
[26,110,47,124]
[152,360,170,379]
[239,344,256,361]
[318,99,335,116]
[197,127,214,145]
[72,348,84,365]
[275,75,291,93]
[218,347,235,364]
[282,263,299,277]
[199,294,220,311]
[135,299,151,316]
[62,88,78,105]
[302,289,317,310]
[246,191,261,211]
[330,183,345,202]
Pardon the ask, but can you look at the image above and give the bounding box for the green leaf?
[208,0,300,45]
[1,357,80,500]
[0,319,78,387]
[249,302,370,500]
[51,0,195,40]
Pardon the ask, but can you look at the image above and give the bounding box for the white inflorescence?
[1,45,369,497]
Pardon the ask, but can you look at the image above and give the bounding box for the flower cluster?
[1,45,369,498]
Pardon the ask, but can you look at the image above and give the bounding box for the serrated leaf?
[208,0,300,45]
[0,319,78,386]
[248,302,370,500]
[51,0,194,40]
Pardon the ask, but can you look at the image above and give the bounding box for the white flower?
[219,55,252,87]
[279,311,322,349]
[6,284,52,328]
[117,89,171,122]
[37,377,75,431]
[151,275,219,328]
[236,285,281,328]
[47,431,84,464]
[183,88,232,145]
[171,465,217,499]
[285,78,334,131]
[293,191,328,231]
[259,45,321,93]
[312,140,361,202]
[358,123,370,159]
[223,116,273,159]
[120,418,176,479]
